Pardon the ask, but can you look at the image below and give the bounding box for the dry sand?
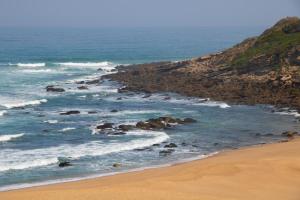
[1,138,300,200]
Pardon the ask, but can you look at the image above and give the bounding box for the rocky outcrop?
[60,110,80,115]
[104,17,300,111]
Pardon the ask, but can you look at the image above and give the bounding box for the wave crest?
[0,133,24,142]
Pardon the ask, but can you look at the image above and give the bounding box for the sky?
[0,0,299,28]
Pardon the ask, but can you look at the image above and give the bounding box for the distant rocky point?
[105,17,300,110]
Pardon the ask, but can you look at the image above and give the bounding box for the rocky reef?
[104,17,300,110]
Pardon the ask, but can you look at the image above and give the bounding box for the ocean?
[0,27,299,191]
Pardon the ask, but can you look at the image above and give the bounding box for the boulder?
[75,81,85,84]
[86,79,100,85]
[60,110,80,115]
[46,85,65,92]
[183,118,197,123]
[58,157,72,168]
[96,123,114,130]
[118,124,135,131]
[282,131,298,138]
[112,163,121,168]
[159,149,175,156]
[111,109,118,113]
[77,86,88,90]
[142,94,151,98]
[164,143,178,148]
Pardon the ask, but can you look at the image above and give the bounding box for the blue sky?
[0,0,299,27]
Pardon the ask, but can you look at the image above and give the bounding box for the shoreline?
[1,138,300,200]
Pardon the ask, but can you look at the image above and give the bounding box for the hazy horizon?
[0,0,299,28]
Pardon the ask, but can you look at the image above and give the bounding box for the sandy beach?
[1,138,300,200]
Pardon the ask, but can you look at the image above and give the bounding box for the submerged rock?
[60,110,80,115]
[85,79,100,85]
[111,109,118,112]
[282,131,298,138]
[164,143,178,148]
[77,86,88,90]
[159,149,175,156]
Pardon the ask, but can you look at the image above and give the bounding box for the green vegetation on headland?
[231,17,300,69]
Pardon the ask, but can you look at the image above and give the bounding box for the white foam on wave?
[0,133,24,142]
[0,110,7,116]
[0,99,47,109]
[0,130,169,172]
[20,69,56,73]
[56,61,116,70]
[59,127,76,132]
[274,110,300,118]
[44,120,58,124]
[10,63,46,68]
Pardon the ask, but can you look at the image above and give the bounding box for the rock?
[111,131,126,135]
[282,131,298,138]
[77,86,88,90]
[136,121,152,130]
[164,143,177,148]
[58,157,72,168]
[112,163,121,168]
[164,96,171,100]
[116,97,122,100]
[111,109,118,113]
[159,149,175,156]
[88,111,97,114]
[142,94,151,98]
[181,142,188,146]
[96,123,114,130]
[85,79,100,85]
[75,81,85,84]
[118,124,135,131]
[60,110,80,115]
[182,118,197,123]
[158,116,178,124]
[46,85,65,92]
[152,143,160,147]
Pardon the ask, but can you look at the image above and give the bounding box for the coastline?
[1,138,300,200]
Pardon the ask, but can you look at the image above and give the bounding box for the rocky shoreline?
[104,17,300,111]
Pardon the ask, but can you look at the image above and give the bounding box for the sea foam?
[1,99,47,109]
[0,130,169,171]
[0,133,24,142]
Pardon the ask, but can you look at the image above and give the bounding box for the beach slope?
[1,138,300,200]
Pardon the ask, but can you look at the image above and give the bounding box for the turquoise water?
[0,27,299,191]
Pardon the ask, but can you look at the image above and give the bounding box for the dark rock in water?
[60,110,80,115]
[88,111,97,114]
[136,121,152,130]
[158,116,178,124]
[58,161,72,167]
[96,123,114,130]
[97,68,103,71]
[118,124,135,131]
[112,163,121,168]
[86,79,100,85]
[37,114,45,117]
[111,68,117,72]
[152,143,160,147]
[164,143,177,148]
[43,129,50,133]
[159,149,175,156]
[181,142,188,146]
[142,94,151,98]
[213,142,219,146]
[58,157,72,168]
[282,131,298,138]
[255,133,262,136]
[77,86,88,90]
[183,118,197,123]
[111,109,118,113]
[163,96,171,100]
[75,81,85,84]
[118,87,129,93]
[116,97,122,100]
[111,131,126,135]
[46,85,65,92]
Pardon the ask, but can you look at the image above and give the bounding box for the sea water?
[0,27,299,191]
